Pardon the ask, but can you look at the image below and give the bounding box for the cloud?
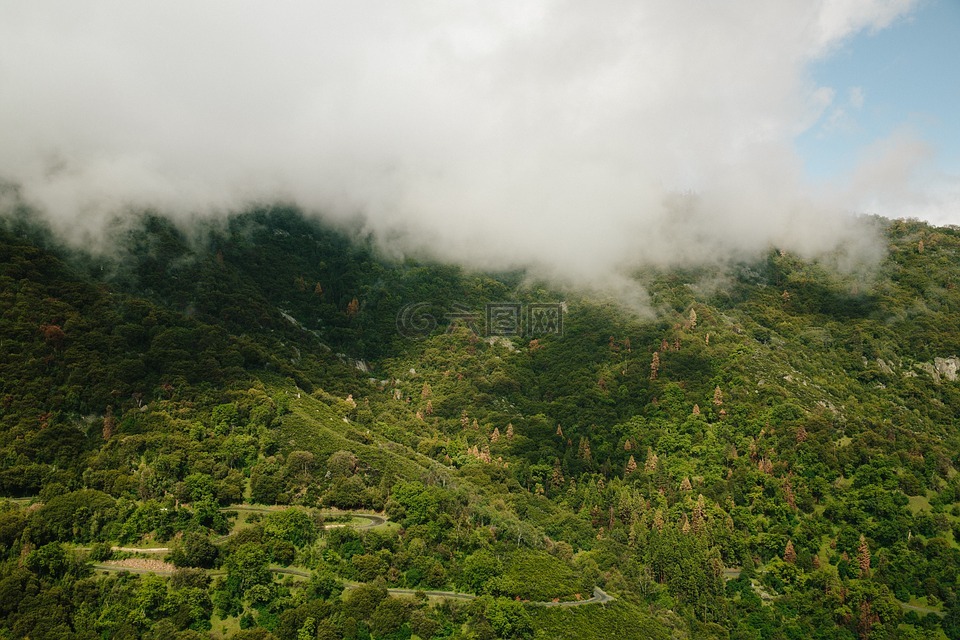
[849,86,865,109]
[839,128,960,224]
[0,0,919,289]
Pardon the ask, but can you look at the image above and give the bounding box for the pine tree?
[102,406,115,441]
[624,439,633,451]
[578,438,592,461]
[556,424,564,437]
[783,480,796,510]
[858,534,871,576]
[713,386,723,406]
[314,282,323,296]
[650,352,660,380]
[625,455,637,474]
[692,494,706,534]
[551,460,565,487]
[506,423,514,439]
[784,540,796,564]
[692,404,700,416]
[421,382,431,398]
[645,448,659,473]
[490,427,500,443]
[425,399,433,415]
[653,509,665,531]
[680,476,692,491]
[796,425,808,443]
[346,297,359,316]
[689,308,697,329]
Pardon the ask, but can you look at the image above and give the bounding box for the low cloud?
[0,1,922,290]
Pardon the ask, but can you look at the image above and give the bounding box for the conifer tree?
[490,427,500,443]
[102,406,115,441]
[653,509,664,531]
[551,460,565,488]
[784,540,796,564]
[650,352,660,380]
[858,534,870,576]
[713,386,723,406]
[625,455,637,475]
[645,448,659,473]
[506,423,514,439]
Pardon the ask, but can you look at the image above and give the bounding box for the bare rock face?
[934,357,959,382]
[916,362,940,384]
[914,357,960,384]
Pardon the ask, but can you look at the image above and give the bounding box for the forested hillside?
[2,205,960,640]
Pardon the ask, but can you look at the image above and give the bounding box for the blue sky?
[797,0,960,217]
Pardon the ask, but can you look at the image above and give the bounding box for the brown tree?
[578,437,592,461]
[713,386,723,406]
[858,534,871,576]
[40,324,66,350]
[650,352,660,380]
[506,423,514,439]
[346,297,359,316]
[102,406,116,441]
[784,540,797,564]
[625,455,637,475]
[551,460,565,488]
[644,448,659,473]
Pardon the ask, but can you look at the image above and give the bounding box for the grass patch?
[208,612,241,640]
[907,494,932,514]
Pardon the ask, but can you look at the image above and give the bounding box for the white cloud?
[849,86,866,109]
[0,0,921,289]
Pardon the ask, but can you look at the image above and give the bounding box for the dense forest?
[2,200,960,639]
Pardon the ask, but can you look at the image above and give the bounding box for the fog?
[0,1,922,290]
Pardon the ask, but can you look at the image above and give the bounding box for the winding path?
[89,504,614,608]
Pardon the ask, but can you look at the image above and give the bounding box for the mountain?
[1,206,960,639]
